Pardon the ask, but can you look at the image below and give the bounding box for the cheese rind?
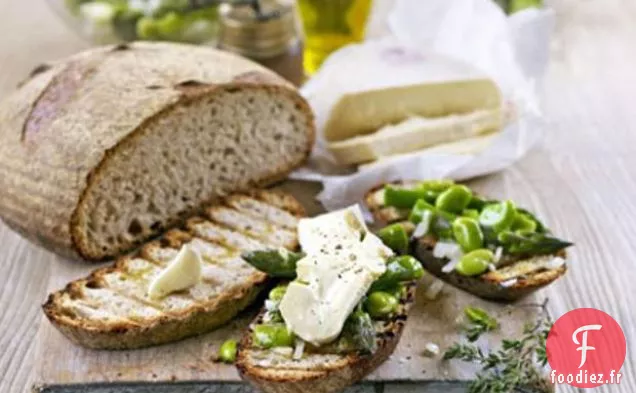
[324,79,502,143]
[328,109,502,165]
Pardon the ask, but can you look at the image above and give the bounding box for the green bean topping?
[479,200,517,233]
[218,339,238,363]
[378,223,409,254]
[408,199,436,224]
[364,291,399,318]
[455,249,494,276]
[252,324,295,349]
[452,217,484,252]
[435,185,473,214]
[384,185,429,208]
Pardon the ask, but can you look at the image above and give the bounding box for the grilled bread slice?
[365,183,567,301]
[236,284,416,393]
[43,190,305,349]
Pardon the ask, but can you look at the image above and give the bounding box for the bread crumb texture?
[0,42,314,261]
[43,190,305,349]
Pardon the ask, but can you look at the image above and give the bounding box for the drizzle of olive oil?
[297,0,373,75]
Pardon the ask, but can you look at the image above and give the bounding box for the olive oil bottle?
[297,0,373,75]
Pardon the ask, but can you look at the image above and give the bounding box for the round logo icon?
[546,308,626,388]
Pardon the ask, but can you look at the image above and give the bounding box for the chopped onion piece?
[413,220,430,238]
[441,257,460,273]
[494,247,503,264]
[293,339,305,360]
[546,257,566,270]
[433,242,462,259]
[488,263,496,272]
[424,278,445,300]
[264,300,277,311]
[500,278,519,288]
[423,342,440,357]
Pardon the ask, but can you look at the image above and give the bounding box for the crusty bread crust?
[43,275,265,350]
[413,236,567,301]
[42,190,305,349]
[365,182,568,301]
[237,284,416,393]
[0,42,315,262]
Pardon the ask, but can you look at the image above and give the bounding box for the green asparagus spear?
[241,249,305,278]
[370,255,424,291]
[497,231,572,255]
[341,307,376,354]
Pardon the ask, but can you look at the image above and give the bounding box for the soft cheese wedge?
[321,78,503,166]
[43,190,305,349]
[280,206,391,345]
[323,79,502,143]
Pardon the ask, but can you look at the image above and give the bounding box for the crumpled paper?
[291,0,555,212]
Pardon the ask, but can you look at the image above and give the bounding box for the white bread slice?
[237,284,417,393]
[0,42,314,261]
[42,190,305,349]
[328,109,502,165]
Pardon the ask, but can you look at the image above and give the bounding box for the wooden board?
[32,180,545,390]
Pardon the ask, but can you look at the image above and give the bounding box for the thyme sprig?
[444,300,553,393]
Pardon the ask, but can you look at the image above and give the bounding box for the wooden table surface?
[1,0,635,392]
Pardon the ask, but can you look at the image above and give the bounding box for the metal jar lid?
[218,0,299,60]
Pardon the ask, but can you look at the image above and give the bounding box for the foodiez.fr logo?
[546,308,626,388]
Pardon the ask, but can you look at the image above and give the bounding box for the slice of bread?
[365,183,568,301]
[236,284,416,393]
[0,42,314,261]
[42,190,305,349]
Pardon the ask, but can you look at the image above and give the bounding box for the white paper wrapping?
[291,0,555,212]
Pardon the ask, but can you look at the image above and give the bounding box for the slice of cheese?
[297,205,367,255]
[328,109,502,165]
[323,79,502,143]
[280,205,391,346]
[147,244,202,299]
[360,132,499,170]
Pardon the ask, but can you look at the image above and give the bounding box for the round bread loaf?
[0,42,314,261]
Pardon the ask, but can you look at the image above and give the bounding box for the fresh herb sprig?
[445,301,553,393]
[464,306,499,342]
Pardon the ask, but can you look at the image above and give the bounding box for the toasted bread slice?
[42,190,305,349]
[365,183,568,301]
[236,284,417,393]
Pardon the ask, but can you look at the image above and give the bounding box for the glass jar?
[218,0,304,86]
[48,0,221,45]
